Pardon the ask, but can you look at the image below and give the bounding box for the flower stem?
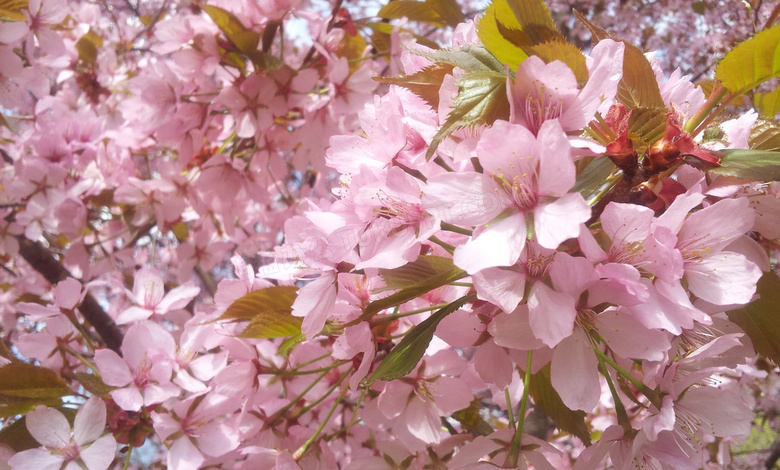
[597,351,632,432]
[123,445,133,470]
[505,352,533,468]
[294,365,353,417]
[429,235,455,254]
[292,370,351,460]
[441,222,473,236]
[592,347,661,409]
[684,85,729,137]
[587,172,622,207]
[505,388,516,430]
[371,303,449,326]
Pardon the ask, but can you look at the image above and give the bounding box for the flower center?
[523,86,562,136]
[493,172,538,211]
[52,442,80,461]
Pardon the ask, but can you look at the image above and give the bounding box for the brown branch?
[17,237,123,354]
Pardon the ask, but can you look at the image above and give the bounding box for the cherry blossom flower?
[423,119,589,274]
[509,39,624,136]
[115,267,199,324]
[152,393,241,470]
[8,396,117,470]
[94,322,179,411]
[376,349,473,445]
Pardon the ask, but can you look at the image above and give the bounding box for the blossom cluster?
[1,0,779,469]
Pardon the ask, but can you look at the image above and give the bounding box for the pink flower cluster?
[1,0,779,469]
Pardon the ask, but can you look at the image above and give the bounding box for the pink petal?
[679,386,751,437]
[528,283,577,348]
[73,397,106,446]
[157,282,200,313]
[533,193,589,250]
[26,406,70,449]
[430,376,474,414]
[685,252,761,305]
[680,197,754,253]
[643,395,676,441]
[151,411,181,441]
[489,307,546,350]
[422,172,508,226]
[596,309,670,361]
[453,212,527,274]
[601,202,654,244]
[132,268,165,308]
[167,437,204,470]
[536,120,576,197]
[79,434,117,470]
[472,267,526,313]
[437,308,486,347]
[577,39,624,121]
[655,192,705,234]
[196,421,240,457]
[109,387,144,411]
[549,252,599,296]
[54,278,82,310]
[405,396,443,443]
[551,330,600,412]
[94,349,133,387]
[115,306,153,325]
[7,447,64,470]
[474,341,513,389]
[378,381,413,419]
[476,120,537,175]
[292,272,338,339]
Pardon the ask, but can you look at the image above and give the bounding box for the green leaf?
[0,0,27,21]
[504,0,561,44]
[0,113,20,134]
[74,372,115,396]
[277,332,307,358]
[726,272,780,365]
[0,396,63,418]
[201,4,260,54]
[246,50,283,71]
[367,295,474,384]
[376,255,465,292]
[356,256,468,322]
[410,44,506,73]
[375,63,455,110]
[528,364,591,445]
[426,70,511,161]
[574,10,665,109]
[377,1,445,27]
[627,106,668,149]
[452,397,494,436]
[0,408,77,450]
[716,24,780,95]
[377,0,464,28]
[708,149,780,181]
[367,23,440,50]
[692,1,707,14]
[0,416,37,451]
[216,286,302,339]
[524,40,588,85]
[477,0,528,70]
[750,120,780,151]
[75,28,103,65]
[0,362,71,399]
[429,0,465,28]
[755,88,780,117]
[262,20,281,53]
[573,157,616,196]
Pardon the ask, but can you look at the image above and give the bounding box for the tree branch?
[17,237,123,354]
